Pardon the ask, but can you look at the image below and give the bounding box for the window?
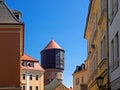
[111,32,119,71]
[30,74,32,80]
[110,0,118,23]
[115,33,119,68]
[30,86,32,90]
[22,61,27,66]
[56,52,60,68]
[23,86,25,90]
[36,86,38,90]
[101,36,106,60]
[75,78,79,85]
[81,76,84,84]
[23,74,25,80]
[29,62,34,67]
[111,40,114,71]
[36,75,38,80]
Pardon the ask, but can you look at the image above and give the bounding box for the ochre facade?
[84,0,108,90]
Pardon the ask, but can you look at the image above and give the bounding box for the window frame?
[111,32,119,72]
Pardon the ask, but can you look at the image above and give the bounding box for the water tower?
[40,40,65,85]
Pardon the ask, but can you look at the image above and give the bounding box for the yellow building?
[73,63,88,90]
[21,54,44,90]
[84,0,108,90]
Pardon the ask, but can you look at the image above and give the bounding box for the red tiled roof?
[21,54,44,72]
[44,40,62,50]
[22,54,37,62]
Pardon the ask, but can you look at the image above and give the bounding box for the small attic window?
[12,10,22,21]
[29,62,34,67]
[15,14,19,20]
[22,61,27,66]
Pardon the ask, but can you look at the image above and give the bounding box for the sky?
[6,0,89,87]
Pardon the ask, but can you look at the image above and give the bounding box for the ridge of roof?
[44,40,62,50]
[0,1,22,24]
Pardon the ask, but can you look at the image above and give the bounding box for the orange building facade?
[0,1,24,90]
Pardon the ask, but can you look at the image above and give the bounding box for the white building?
[108,0,120,89]
[21,54,44,90]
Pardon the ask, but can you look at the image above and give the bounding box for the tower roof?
[0,0,21,23]
[44,40,62,50]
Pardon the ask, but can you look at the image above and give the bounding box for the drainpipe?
[106,0,110,89]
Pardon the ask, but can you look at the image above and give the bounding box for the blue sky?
[6,0,89,87]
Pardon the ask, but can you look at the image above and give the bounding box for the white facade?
[108,0,120,89]
[21,70,44,90]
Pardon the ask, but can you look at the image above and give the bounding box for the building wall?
[84,0,108,90]
[73,70,88,90]
[44,69,63,85]
[21,70,44,90]
[108,0,120,89]
[0,25,24,89]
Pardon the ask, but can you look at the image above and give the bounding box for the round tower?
[40,40,65,85]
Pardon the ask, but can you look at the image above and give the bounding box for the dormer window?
[29,62,34,67]
[22,61,27,66]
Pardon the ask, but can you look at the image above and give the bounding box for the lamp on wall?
[96,76,104,90]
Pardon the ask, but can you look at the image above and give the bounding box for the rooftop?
[44,40,62,50]
[22,54,44,72]
[0,0,22,24]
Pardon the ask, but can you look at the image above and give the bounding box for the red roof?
[22,54,37,62]
[44,40,62,50]
[21,54,44,72]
